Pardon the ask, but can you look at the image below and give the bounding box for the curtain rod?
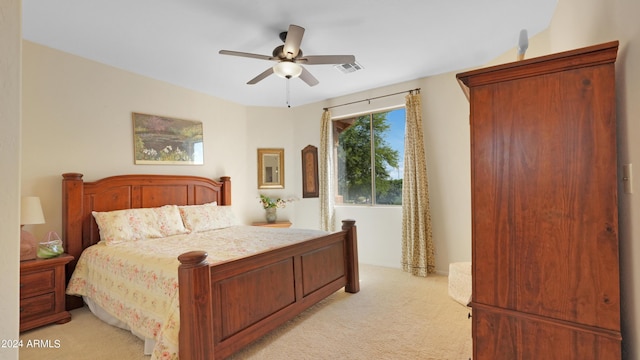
[323,88,421,111]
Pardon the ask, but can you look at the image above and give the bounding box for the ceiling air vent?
[334,62,364,74]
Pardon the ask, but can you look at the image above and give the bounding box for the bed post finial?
[341,219,356,230]
[341,219,359,293]
[62,172,84,180]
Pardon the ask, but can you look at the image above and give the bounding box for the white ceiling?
[22,0,557,108]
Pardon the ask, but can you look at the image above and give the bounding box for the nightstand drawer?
[20,292,56,320]
[20,268,55,299]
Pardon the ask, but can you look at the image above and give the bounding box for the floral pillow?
[92,205,189,245]
[178,203,238,232]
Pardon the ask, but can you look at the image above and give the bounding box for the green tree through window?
[335,108,405,205]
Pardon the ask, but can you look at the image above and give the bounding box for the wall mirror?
[258,148,284,189]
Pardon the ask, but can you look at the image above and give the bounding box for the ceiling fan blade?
[299,66,319,87]
[219,50,274,61]
[282,24,305,59]
[299,55,356,65]
[247,67,274,84]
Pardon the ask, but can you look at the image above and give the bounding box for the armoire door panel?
[471,65,619,330]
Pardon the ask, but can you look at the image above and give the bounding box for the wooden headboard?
[61,172,231,309]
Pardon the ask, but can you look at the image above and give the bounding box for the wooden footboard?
[178,220,359,360]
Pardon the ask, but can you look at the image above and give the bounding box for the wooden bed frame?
[61,172,359,359]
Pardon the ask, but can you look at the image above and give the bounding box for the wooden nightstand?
[19,253,73,332]
[252,221,292,228]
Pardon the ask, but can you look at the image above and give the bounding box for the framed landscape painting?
[133,112,204,165]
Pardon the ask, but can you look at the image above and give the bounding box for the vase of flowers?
[259,194,292,223]
[265,207,278,223]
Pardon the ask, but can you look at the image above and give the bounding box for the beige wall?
[245,106,299,223]
[0,0,21,359]
[21,41,254,231]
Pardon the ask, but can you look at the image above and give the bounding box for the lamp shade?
[21,196,45,225]
[273,61,302,79]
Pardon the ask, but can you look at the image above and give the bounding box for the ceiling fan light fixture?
[273,61,302,79]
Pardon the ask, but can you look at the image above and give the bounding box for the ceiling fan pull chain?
[286,77,291,108]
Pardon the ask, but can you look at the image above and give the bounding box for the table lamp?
[20,196,45,261]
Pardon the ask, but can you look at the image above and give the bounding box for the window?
[334,107,405,205]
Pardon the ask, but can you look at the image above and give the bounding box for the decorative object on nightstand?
[20,196,45,261]
[265,207,278,223]
[258,194,297,223]
[20,253,73,332]
[37,231,64,259]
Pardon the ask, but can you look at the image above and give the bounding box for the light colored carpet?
[19,264,472,359]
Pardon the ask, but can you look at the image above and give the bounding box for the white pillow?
[93,205,189,245]
[179,203,238,232]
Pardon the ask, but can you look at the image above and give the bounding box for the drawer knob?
[19,283,24,288]
[20,307,24,312]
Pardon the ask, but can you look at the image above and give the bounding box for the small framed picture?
[301,145,319,198]
[258,148,284,189]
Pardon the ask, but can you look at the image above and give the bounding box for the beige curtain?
[319,109,335,231]
[402,91,435,276]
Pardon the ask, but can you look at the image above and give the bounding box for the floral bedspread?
[66,225,327,360]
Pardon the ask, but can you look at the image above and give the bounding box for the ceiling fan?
[219,24,356,87]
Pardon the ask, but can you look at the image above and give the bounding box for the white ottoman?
[448,262,472,306]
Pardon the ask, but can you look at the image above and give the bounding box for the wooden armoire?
[456,41,621,359]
